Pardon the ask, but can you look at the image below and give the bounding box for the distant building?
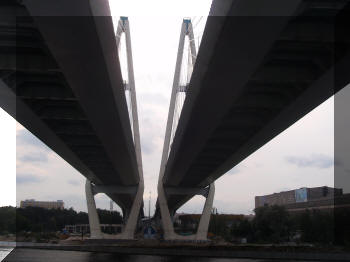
[255,186,346,212]
[20,199,64,210]
[176,213,251,230]
[63,224,123,234]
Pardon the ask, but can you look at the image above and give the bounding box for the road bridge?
[0,0,143,239]
[157,0,350,240]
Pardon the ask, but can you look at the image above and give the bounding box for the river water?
[1,248,318,262]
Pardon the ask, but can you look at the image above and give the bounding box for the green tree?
[0,206,123,234]
[0,206,16,234]
[230,217,252,239]
[296,209,334,244]
[252,205,291,243]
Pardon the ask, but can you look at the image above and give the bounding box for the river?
[1,248,320,262]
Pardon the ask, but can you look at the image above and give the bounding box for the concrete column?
[117,182,144,239]
[159,183,215,241]
[196,183,215,240]
[157,21,187,240]
[115,17,144,239]
[158,183,177,239]
[85,179,103,239]
[157,19,203,240]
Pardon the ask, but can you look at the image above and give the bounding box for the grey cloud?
[41,194,87,212]
[286,154,333,169]
[139,92,168,105]
[277,187,291,192]
[227,167,240,175]
[17,129,50,151]
[67,180,81,186]
[140,116,163,155]
[141,140,155,155]
[18,152,48,163]
[212,199,251,214]
[255,162,263,168]
[227,164,246,175]
[16,173,44,184]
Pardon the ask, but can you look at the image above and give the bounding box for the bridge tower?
[157,19,215,240]
[85,16,144,239]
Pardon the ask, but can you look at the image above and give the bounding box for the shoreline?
[0,241,16,248]
[2,242,350,261]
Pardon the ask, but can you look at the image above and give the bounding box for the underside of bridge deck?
[0,0,141,215]
[162,0,350,213]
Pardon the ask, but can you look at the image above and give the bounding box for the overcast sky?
[0,0,345,216]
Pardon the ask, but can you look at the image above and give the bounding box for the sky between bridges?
[0,0,345,216]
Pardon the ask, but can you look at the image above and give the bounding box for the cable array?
[168,20,198,157]
[191,16,207,51]
[118,23,135,143]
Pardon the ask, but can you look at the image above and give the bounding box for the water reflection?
[4,248,314,262]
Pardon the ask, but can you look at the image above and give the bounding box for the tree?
[296,209,334,244]
[252,205,291,243]
[230,217,252,239]
[0,206,16,234]
[0,206,123,234]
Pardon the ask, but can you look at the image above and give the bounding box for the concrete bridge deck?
[161,0,350,213]
[0,0,144,233]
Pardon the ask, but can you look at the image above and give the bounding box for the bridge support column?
[158,182,215,240]
[87,181,143,240]
[158,182,177,239]
[157,20,187,240]
[196,183,215,240]
[117,181,144,239]
[114,16,144,240]
[85,179,103,239]
[158,18,210,241]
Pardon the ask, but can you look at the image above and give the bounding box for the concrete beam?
[163,0,303,188]
[93,185,137,195]
[24,0,140,186]
[160,0,350,215]
[165,186,208,197]
[0,79,101,184]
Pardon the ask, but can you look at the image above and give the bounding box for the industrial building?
[255,186,346,212]
[63,224,123,235]
[20,199,64,210]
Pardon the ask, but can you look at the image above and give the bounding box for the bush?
[252,205,292,243]
[0,206,123,234]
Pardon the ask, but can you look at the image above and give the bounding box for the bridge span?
[0,0,143,239]
[157,0,350,240]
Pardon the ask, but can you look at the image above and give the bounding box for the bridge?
[0,0,143,239]
[0,0,349,242]
[157,0,350,240]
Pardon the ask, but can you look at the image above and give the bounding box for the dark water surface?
[3,248,319,262]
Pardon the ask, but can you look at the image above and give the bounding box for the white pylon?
[85,17,144,240]
[115,16,144,239]
[157,19,215,240]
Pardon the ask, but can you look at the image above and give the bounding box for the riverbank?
[0,236,15,243]
[4,241,350,261]
[0,242,15,248]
